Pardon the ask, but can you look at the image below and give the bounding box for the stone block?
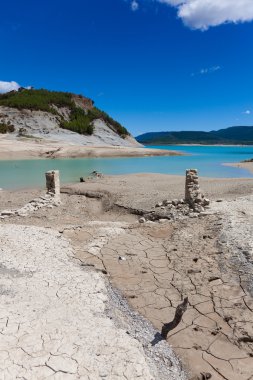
[45,170,60,195]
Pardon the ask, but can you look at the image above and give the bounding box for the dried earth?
[0,173,253,379]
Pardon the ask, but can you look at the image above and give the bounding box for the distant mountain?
[136,126,253,145]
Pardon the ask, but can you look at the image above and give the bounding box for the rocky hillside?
[0,89,140,147]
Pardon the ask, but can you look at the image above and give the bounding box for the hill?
[136,126,253,145]
[0,88,140,147]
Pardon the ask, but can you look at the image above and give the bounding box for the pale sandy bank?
[0,136,183,160]
[224,161,253,174]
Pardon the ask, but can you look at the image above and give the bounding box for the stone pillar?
[45,170,60,196]
[185,169,209,212]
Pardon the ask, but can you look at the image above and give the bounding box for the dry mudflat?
[0,173,253,380]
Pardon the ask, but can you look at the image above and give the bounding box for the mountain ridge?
[136,126,253,145]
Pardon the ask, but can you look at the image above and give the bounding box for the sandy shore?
[0,136,183,159]
[224,161,253,174]
[1,173,253,380]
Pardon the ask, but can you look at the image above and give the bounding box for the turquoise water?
[0,145,253,189]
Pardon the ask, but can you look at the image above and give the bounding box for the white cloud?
[0,80,20,94]
[191,65,221,76]
[157,0,253,30]
[242,110,251,115]
[131,0,139,11]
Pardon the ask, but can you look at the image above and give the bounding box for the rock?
[118,256,126,261]
[158,219,168,224]
[187,269,201,274]
[139,217,146,223]
[172,199,179,206]
[163,200,172,206]
[155,202,163,208]
[190,373,212,380]
[1,210,15,216]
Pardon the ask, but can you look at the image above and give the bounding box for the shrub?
[88,107,129,137]
[0,89,74,114]
[0,123,15,133]
[60,107,94,135]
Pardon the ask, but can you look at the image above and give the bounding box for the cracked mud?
[1,176,253,380]
[0,224,185,380]
[64,200,253,380]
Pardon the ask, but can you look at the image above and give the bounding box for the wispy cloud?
[0,80,20,94]
[131,0,139,11]
[200,66,221,74]
[191,65,221,77]
[242,110,251,115]
[157,0,253,30]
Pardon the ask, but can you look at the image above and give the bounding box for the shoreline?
[0,146,184,161]
[223,161,253,174]
[144,143,253,147]
[0,138,184,160]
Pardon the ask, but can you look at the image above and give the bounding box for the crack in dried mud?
[66,210,253,380]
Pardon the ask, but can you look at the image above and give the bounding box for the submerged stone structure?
[185,169,209,212]
[45,170,60,196]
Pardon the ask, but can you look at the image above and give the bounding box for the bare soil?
[1,173,253,380]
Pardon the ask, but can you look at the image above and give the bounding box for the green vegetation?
[0,88,129,138]
[0,89,73,113]
[89,107,129,137]
[243,158,253,162]
[0,123,15,134]
[60,107,94,135]
[61,107,129,137]
[136,126,253,145]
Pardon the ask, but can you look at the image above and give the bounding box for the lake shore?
[144,143,253,147]
[224,161,253,174]
[1,173,253,380]
[0,136,183,160]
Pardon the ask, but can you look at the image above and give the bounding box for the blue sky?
[1,0,253,135]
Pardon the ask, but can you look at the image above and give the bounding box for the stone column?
[45,170,60,196]
[185,169,209,212]
[185,169,199,205]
